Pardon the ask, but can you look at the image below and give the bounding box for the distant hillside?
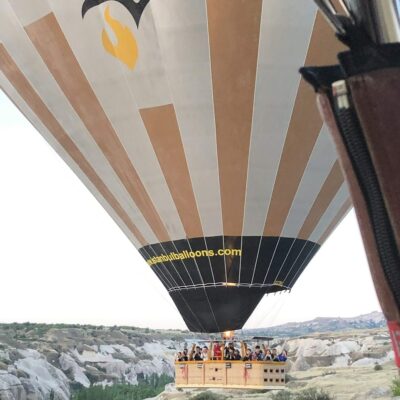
[245,311,385,337]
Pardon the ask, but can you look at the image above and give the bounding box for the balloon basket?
[175,360,286,390]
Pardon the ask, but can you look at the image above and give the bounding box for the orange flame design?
[102,6,138,69]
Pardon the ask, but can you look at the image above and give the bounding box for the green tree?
[72,374,173,400]
[392,378,400,396]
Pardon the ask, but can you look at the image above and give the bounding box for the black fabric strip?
[332,94,400,310]
[299,65,345,93]
[339,43,400,77]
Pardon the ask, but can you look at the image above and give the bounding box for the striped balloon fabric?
[0,0,351,332]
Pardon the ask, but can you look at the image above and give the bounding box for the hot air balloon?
[0,0,351,333]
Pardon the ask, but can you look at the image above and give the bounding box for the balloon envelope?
[0,0,350,332]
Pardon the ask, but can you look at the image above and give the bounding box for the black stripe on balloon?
[224,235,242,283]
[169,239,203,286]
[204,236,226,283]
[236,236,264,284]
[244,236,280,284]
[82,0,151,27]
[188,237,215,284]
[151,242,192,287]
[265,238,309,285]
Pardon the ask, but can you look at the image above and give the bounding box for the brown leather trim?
[298,161,344,240]
[0,44,147,245]
[317,198,352,244]
[207,0,262,236]
[317,92,400,321]
[264,12,344,236]
[25,13,169,242]
[348,70,400,250]
[140,104,203,238]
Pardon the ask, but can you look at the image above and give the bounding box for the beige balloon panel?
[0,1,351,263]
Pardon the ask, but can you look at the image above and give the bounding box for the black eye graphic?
[82,0,150,27]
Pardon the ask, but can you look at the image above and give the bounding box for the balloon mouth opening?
[222,330,235,340]
[223,282,238,287]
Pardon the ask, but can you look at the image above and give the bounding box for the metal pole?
[345,0,400,43]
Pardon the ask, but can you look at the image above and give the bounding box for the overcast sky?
[0,91,381,330]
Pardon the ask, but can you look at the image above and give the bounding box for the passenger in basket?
[176,352,183,361]
[225,342,235,358]
[234,349,242,360]
[272,348,279,361]
[278,350,288,362]
[225,347,236,360]
[194,346,203,361]
[253,345,264,361]
[243,348,253,361]
[181,348,189,361]
[213,342,222,360]
[201,346,209,361]
[264,349,273,361]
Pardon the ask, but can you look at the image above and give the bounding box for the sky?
[0,90,381,330]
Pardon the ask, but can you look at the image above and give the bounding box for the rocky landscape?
[0,312,396,400]
[0,324,193,399]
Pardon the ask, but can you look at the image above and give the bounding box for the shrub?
[391,378,400,396]
[271,390,293,400]
[135,349,153,361]
[321,370,336,376]
[69,382,84,392]
[85,372,100,386]
[285,374,294,383]
[296,388,334,400]
[271,388,334,400]
[72,374,173,400]
[191,392,226,400]
[373,364,383,371]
